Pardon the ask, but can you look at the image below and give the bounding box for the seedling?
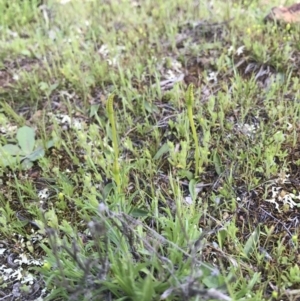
[0,126,54,169]
[185,84,200,176]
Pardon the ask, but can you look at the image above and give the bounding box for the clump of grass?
[2,0,300,300]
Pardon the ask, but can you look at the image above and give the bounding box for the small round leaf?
[16,126,35,154]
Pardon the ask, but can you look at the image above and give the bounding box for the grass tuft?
[1,0,300,300]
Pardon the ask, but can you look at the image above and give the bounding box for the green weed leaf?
[0,156,17,167]
[90,104,100,117]
[0,145,20,167]
[46,139,55,149]
[140,274,155,301]
[217,229,227,249]
[129,208,149,218]
[188,179,196,200]
[21,158,33,169]
[243,226,260,258]
[25,146,45,161]
[2,144,22,156]
[153,143,169,160]
[16,126,35,154]
[199,263,224,288]
[213,150,223,175]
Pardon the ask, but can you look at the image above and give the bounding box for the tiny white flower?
[228,45,234,55]
[13,73,19,81]
[98,44,109,57]
[236,46,245,56]
[206,72,217,82]
[61,115,71,125]
[38,188,50,201]
[287,122,293,131]
[184,196,193,205]
[73,119,82,130]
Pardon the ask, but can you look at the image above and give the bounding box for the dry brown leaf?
[264,3,300,23]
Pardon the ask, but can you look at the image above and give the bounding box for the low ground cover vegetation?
[1,0,300,300]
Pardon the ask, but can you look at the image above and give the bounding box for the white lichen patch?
[228,45,245,56]
[0,230,47,299]
[47,112,85,130]
[0,124,18,135]
[97,44,125,67]
[155,57,184,90]
[236,123,258,137]
[236,45,245,56]
[162,57,183,80]
[206,71,218,83]
[38,188,50,202]
[0,253,43,283]
[265,186,300,212]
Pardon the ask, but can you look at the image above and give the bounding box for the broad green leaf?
[0,145,20,167]
[188,179,196,200]
[199,263,224,288]
[202,274,225,288]
[178,169,194,180]
[153,143,169,160]
[21,158,33,169]
[25,146,45,161]
[130,208,149,218]
[243,226,260,258]
[16,126,35,154]
[217,229,227,249]
[213,150,223,175]
[0,154,17,167]
[103,182,114,198]
[1,144,22,156]
[46,139,55,149]
[90,104,100,118]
